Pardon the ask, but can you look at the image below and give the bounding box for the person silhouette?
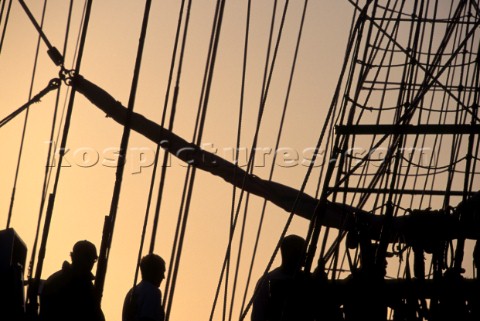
[343,239,389,321]
[39,240,104,321]
[251,234,314,321]
[123,254,166,321]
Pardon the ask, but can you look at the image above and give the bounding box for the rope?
[4,75,61,258]
[17,0,63,65]
[25,2,75,316]
[165,1,226,320]
[25,0,76,308]
[25,0,92,313]
[33,0,93,285]
[6,0,49,229]
[95,0,153,301]
[137,0,191,307]
[0,0,12,55]
[0,79,59,129]
[25,0,91,316]
[417,0,455,210]
[328,1,478,207]
[148,0,191,254]
[211,0,296,319]
[224,0,255,316]
[160,0,193,304]
[237,0,310,317]
[224,0,283,316]
[164,0,224,311]
[221,0,281,317]
[351,0,480,124]
[307,0,378,272]
[239,1,377,319]
[316,0,363,272]
[452,2,479,270]
[218,0,251,317]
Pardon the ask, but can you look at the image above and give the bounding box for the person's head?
[70,240,98,274]
[140,254,166,287]
[280,235,306,273]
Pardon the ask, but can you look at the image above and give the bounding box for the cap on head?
[72,240,98,261]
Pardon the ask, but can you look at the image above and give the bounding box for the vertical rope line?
[165,1,227,320]
[26,0,75,288]
[382,0,427,274]
[316,0,362,275]
[240,2,377,319]
[153,0,193,310]
[0,0,11,55]
[211,1,295,319]
[231,0,252,316]
[132,0,189,296]
[148,0,192,254]
[163,165,192,309]
[165,0,221,304]
[164,0,224,312]
[452,1,479,270]
[335,0,391,277]
[6,0,48,229]
[321,0,404,275]
[39,0,92,263]
[48,1,88,170]
[309,0,377,272]
[163,0,222,307]
[134,0,188,300]
[227,194,250,321]
[222,1,279,318]
[0,0,6,26]
[225,0,281,317]
[467,39,480,193]
[238,0,310,316]
[419,0,455,211]
[25,2,93,317]
[95,0,153,300]
[191,0,223,143]
[393,3,440,296]
[443,1,469,211]
[410,0,439,211]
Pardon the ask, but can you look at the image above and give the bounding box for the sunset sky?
[1,1,475,321]
[0,1,356,319]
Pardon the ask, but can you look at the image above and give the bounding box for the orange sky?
[1,1,476,321]
[0,1,355,320]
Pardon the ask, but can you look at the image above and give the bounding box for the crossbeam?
[329,186,473,196]
[336,124,480,135]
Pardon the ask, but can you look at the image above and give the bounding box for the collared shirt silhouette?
[251,234,314,321]
[39,240,105,321]
[123,254,166,321]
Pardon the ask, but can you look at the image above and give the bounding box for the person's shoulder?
[124,286,134,301]
[137,280,161,295]
[43,262,73,291]
[267,267,290,280]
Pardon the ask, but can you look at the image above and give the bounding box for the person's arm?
[251,277,269,321]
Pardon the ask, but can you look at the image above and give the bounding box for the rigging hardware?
[17,0,64,66]
[0,78,60,129]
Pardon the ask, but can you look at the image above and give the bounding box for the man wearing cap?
[40,240,105,321]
